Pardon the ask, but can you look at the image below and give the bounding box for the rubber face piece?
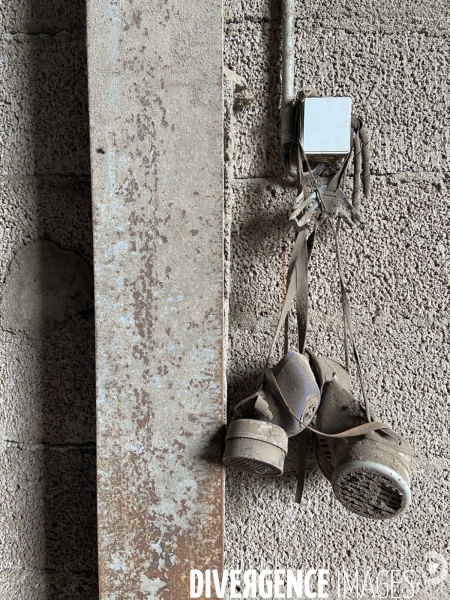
[332,460,412,520]
[222,419,288,476]
[265,351,321,437]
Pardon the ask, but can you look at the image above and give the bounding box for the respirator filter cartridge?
[223,419,288,476]
[330,431,412,520]
[316,380,413,520]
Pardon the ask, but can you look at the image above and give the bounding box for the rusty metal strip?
[87,0,224,597]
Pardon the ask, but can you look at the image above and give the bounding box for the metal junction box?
[300,97,352,160]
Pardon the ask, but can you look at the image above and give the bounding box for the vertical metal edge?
[86,0,225,596]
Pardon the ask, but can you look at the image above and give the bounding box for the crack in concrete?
[2,440,96,452]
[0,30,86,41]
[0,567,98,575]
[232,170,447,184]
[0,174,91,182]
[225,18,450,39]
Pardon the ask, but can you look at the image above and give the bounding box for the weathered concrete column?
[87,0,224,597]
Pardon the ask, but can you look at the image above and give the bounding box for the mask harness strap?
[290,123,375,502]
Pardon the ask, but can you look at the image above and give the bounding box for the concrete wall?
[0,1,97,598]
[224,1,450,598]
[1,0,450,598]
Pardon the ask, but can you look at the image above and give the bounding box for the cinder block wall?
[1,0,449,598]
[224,1,450,598]
[0,2,98,598]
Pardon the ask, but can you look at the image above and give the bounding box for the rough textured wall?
[224,1,450,598]
[0,2,98,598]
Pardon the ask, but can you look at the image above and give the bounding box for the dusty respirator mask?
[310,352,413,520]
[223,91,413,520]
[223,351,320,476]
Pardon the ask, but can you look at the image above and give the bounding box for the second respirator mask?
[310,353,413,520]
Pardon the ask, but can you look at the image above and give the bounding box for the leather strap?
[295,230,309,354]
[264,227,307,369]
[295,431,308,504]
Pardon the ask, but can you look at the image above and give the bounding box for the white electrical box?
[301,97,352,159]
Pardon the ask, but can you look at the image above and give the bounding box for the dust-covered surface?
[0,1,98,597]
[224,2,450,598]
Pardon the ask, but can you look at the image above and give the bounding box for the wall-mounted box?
[301,97,352,160]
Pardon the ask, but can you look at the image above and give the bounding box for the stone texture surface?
[0,570,98,600]
[225,0,450,35]
[0,177,93,279]
[0,446,97,572]
[224,1,450,598]
[225,23,450,179]
[0,302,96,445]
[1,239,93,339]
[0,0,97,597]
[0,35,89,176]
[0,180,95,444]
[0,1,86,34]
[225,453,450,599]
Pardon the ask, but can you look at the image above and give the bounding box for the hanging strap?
[329,219,372,421]
[302,159,372,423]
[264,224,313,369]
[351,117,370,223]
[243,144,369,412]
[295,230,309,354]
[295,431,308,504]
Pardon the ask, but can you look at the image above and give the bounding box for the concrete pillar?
[87,0,224,597]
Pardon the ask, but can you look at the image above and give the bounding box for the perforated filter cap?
[314,376,413,519]
[223,419,289,476]
[332,460,411,520]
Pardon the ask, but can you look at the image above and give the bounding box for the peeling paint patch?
[87,0,224,596]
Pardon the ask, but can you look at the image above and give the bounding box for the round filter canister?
[223,419,289,476]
